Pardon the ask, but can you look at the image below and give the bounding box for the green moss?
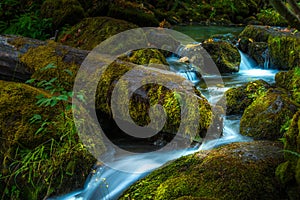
[276,161,294,185]
[122,49,168,66]
[275,68,300,104]
[0,80,100,199]
[218,79,271,115]
[41,0,84,28]
[120,141,284,200]
[268,36,300,70]
[240,88,299,140]
[202,40,240,73]
[58,17,138,50]
[95,59,212,138]
[20,40,79,91]
[239,25,300,70]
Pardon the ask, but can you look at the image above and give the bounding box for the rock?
[120,141,284,200]
[41,0,84,29]
[240,88,298,140]
[217,79,271,115]
[95,60,212,139]
[276,110,300,200]
[239,25,300,70]
[107,2,159,27]
[58,17,139,50]
[120,48,168,66]
[247,42,269,68]
[0,35,89,83]
[20,40,85,91]
[0,80,100,199]
[275,68,300,104]
[202,40,240,73]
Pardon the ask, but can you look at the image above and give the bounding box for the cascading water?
[53,29,280,200]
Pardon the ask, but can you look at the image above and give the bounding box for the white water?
[52,46,279,200]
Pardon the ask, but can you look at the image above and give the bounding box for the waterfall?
[166,55,201,84]
[238,50,257,70]
[262,48,270,69]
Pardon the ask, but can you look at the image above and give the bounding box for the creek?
[52,25,279,200]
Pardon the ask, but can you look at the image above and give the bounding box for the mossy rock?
[202,40,240,73]
[218,79,271,115]
[107,3,159,27]
[240,88,299,140]
[276,110,300,200]
[20,40,80,91]
[275,68,300,104]
[247,42,269,68]
[120,48,168,67]
[0,80,99,199]
[41,0,84,29]
[95,60,212,139]
[239,25,300,69]
[58,17,139,50]
[120,141,284,200]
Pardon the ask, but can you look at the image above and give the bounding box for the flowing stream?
[53,26,279,200]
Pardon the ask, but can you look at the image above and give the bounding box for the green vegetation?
[0,64,100,199]
[240,88,298,140]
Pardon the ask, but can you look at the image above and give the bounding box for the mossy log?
[0,35,89,82]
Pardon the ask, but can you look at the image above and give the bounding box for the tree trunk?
[0,35,89,82]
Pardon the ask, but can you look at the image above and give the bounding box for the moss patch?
[20,40,79,91]
[275,67,300,104]
[240,88,298,140]
[120,141,284,200]
[0,80,99,199]
[218,79,271,115]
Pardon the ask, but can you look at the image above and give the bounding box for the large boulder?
[218,79,271,115]
[120,141,284,199]
[95,60,212,140]
[58,17,139,50]
[275,110,300,200]
[177,41,240,74]
[41,0,85,29]
[0,80,99,199]
[238,25,300,70]
[240,88,298,140]
[202,40,240,73]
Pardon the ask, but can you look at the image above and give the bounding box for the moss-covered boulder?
[276,110,300,200]
[240,88,299,140]
[95,60,212,139]
[0,80,99,199]
[275,67,300,104]
[20,40,82,91]
[239,25,300,69]
[41,0,85,29]
[120,141,284,200]
[58,17,138,50]
[218,79,271,115]
[202,40,240,73]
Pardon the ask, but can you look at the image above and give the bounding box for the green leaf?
[56,95,68,101]
[50,99,58,107]
[41,63,57,71]
[76,94,85,102]
[64,69,73,76]
[25,78,35,84]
